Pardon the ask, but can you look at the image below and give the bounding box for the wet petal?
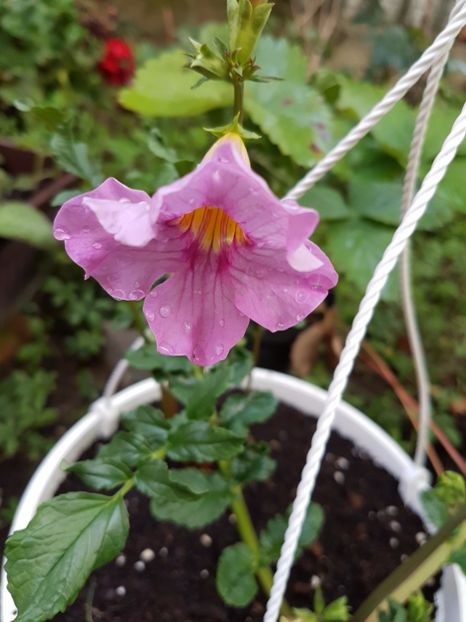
[229,244,338,332]
[54,178,165,300]
[143,251,249,365]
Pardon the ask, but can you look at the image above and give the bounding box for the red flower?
[99,38,135,86]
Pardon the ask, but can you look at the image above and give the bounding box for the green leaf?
[216,542,258,607]
[299,186,349,221]
[220,390,277,433]
[450,543,466,575]
[348,179,454,231]
[260,503,324,565]
[50,128,103,186]
[125,343,192,377]
[429,159,466,215]
[245,36,332,167]
[326,219,398,301]
[66,458,132,491]
[255,36,308,82]
[246,80,332,167]
[171,366,232,420]
[230,443,276,484]
[5,492,128,622]
[168,421,244,462]
[135,462,231,529]
[216,345,253,385]
[121,405,170,447]
[0,202,54,248]
[119,49,231,117]
[420,489,449,528]
[97,431,152,467]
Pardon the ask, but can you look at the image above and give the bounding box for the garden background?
[0,0,465,558]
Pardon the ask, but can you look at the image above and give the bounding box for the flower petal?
[54,178,164,300]
[229,244,338,332]
[143,251,249,365]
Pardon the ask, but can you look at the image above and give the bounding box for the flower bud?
[227,0,273,65]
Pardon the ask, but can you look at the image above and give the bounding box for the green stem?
[114,478,134,499]
[128,301,148,342]
[220,462,292,616]
[233,77,245,124]
[352,505,466,622]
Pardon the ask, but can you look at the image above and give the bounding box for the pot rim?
[1,369,464,622]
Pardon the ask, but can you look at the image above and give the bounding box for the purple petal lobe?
[230,244,338,332]
[143,251,249,365]
[53,178,163,300]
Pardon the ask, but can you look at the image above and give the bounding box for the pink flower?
[53,134,337,365]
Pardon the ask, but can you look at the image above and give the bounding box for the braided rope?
[265,100,466,622]
[284,2,466,202]
[401,0,464,467]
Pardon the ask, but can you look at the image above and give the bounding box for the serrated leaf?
[171,366,232,420]
[66,458,132,491]
[125,343,192,376]
[135,462,231,529]
[5,492,128,622]
[220,390,277,433]
[299,186,349,221]
[119,49,231,117]
[326,219,398,301]
[121,405,170,446]
[260,503,324,565]
[50,129,103,186]
[0,202,53,248]
[216,542,258,607]
[348,179,454,231]
[230,443,276,484]
[97,430,152,467]
[168,421,244,462]
[246,80,332,167]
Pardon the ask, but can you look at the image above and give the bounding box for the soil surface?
[53,400,433,622]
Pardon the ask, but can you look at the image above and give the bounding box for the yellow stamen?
[177,206,248,253]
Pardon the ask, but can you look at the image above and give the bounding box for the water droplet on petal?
[215,343,224,356]
[146,310,155,321]
[92,242,102,250]
[218,319,225,327]
[213,170,221,184]
[113,289,125,300]
[129,289,145,300]
[158,342,174,355]
[184,321,192,332]
[189,198,196,205]
[159,305,171,318]
[194,289,202,296]
[82,226,90,234]
[277,322,285,329]
[55,228,70,241]
[149,290,158,298]
[296,313,305,322]
[283,287,289,294]
[295,290,309,304]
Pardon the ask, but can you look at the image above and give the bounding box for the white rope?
[264,102,466,622]
[400,0,463,468]
[284,1,466,201]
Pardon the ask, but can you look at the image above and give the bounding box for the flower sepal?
[187,38,229,81]
[205,112,261,141]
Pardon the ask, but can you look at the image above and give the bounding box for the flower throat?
[177,206,248,253]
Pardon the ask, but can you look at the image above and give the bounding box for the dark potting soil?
[53,401,433,622]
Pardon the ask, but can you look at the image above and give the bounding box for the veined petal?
[229,244,338,332]
[143,251,249,365]
[53,178,164,300]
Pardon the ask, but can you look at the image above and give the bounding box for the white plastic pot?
[2,369,465,621]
